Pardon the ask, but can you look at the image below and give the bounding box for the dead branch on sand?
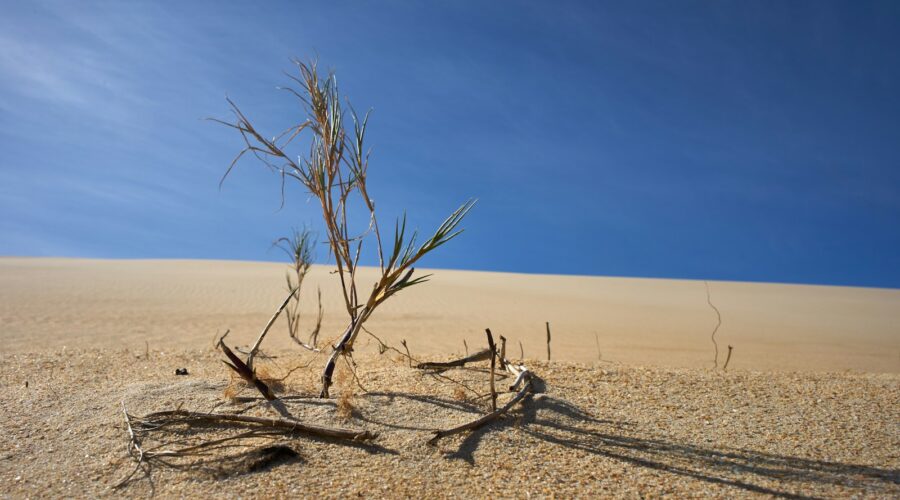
[427,328,535,445]
[416,348,491,370]
[487,329,498,411]
[113,404,375,489]
[546,321,552,361]
[724,345,734,371]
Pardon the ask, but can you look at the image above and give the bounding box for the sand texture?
[1,257,898,372]
[0,258,898,498]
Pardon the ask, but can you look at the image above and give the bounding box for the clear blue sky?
[2,1,899,287]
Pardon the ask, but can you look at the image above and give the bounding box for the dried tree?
[214,59,475,397]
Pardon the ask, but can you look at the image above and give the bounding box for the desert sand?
[2,257,898,372]
[1,257,898,497]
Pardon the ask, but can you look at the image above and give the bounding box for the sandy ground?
[1,350,897,498]
[1,257,898,372]
[0,258,898,498]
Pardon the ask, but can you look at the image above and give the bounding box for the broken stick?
[486,329,498,412]
[546,321,551,361]
[416,348,491,370]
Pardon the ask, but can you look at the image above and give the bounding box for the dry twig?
[486,329,498,412]
[705,281,722,369]
[416,349,491,370]
[428,330,535,445]
[114,404,376,488]
[546,321,551,361]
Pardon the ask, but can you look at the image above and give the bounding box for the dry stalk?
[401,339,412,369]
[705,281,722,369]
[114,403,376,489]
[247,286,300,370]
[138,409,375,441]
[724,345,734,371]
[545,321,551,361]
[416,349,491,370]
[486,329,498,412]
[276,228,322,352]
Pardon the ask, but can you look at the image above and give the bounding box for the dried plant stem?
[247,286,300,370]
[486,329,498,412]
[546,321,552,361]
[139,410,377,441]
[114,403,377,487]
[724,345,734,371]
[401,339,412,368]
[705,281,722,369]
[343,355,369,393]
[416,349,491,370]
[113,405,146,489]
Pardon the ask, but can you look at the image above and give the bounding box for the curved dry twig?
[705,281,722,369]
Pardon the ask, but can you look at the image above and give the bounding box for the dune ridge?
[1,257,897,372]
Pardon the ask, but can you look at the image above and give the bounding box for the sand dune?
[2,257,899,497]
[1,257,897,372]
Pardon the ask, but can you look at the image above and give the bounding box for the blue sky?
[1,1,899,287]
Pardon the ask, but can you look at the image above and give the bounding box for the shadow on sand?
[438,378,898,499]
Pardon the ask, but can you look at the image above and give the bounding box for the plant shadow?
[439,385,898,498]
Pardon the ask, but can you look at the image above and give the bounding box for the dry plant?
[114,405,374,489]
[114,59,540,489]
[214,58,475,397]
[275,228,322,352]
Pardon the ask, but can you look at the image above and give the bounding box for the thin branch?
[137,410,377,442]
[247,286,300,370]
[486,329,498,412]
[400,340,412,368]
[705,281,722,369]
[545,321,551,361]
[416,349,491,370]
